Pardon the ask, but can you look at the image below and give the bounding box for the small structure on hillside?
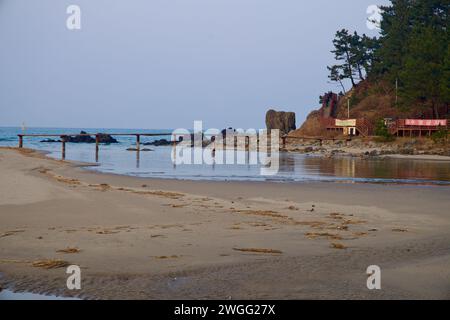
[389,119,448,137]
[323,118,373,137]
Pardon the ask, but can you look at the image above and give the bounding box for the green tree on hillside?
[327,65,347,94]
[400,26,448,118]
[328,30,379,89]
[327,0,449,118]
[330,29,357,87]
[374,0,414,80]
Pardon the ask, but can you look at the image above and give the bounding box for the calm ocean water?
[1,127,449,185]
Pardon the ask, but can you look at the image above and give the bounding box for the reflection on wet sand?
[293,155,450,182]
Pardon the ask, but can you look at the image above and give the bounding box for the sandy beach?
[0,147,449,299]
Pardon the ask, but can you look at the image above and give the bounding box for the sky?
[0,0,389,129]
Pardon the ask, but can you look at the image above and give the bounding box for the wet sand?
[0,147,449,299]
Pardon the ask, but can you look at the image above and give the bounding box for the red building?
[389,119,448,137]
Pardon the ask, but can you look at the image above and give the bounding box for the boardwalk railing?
[18,133,174,160]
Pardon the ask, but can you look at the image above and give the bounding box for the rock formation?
[42,131,118,144]
[265,110,296,134]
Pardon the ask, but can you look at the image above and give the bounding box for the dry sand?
[0,147,449,299]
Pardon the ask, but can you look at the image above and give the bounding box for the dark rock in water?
[62,131,118,144]
[64,131,95,143]
[143,139,173,146]
[265,109,296,135]
[126,148,153,152]
[41,139,61,143]
[96,133,118,144]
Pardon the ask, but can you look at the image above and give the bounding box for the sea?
[1,127,449,185]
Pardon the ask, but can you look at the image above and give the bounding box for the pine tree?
[327,65,347,94]
[374,0,414,80]
[400,24,448,118]
[331,29,357,87]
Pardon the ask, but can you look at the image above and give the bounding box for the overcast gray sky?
[0,0,389,129]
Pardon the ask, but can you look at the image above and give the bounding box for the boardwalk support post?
[18,135,23,148]
[95,134,100,162]
[136,134,140,151]
[61,136,67,160]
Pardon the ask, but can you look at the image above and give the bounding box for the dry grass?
[54,175,81,186]
[170,204,187,208]
[342,219,367,225]
[138,190,184,199]
[353,232,368,237]
[248,222,270,227]
[232,248,283,254]
[37,168,50,174]
[119,187,185,199]
[328,213,345,220]
[0,230,25,238]
[32,259,69,269]
[232,209,288,219]
[293,220,329,228]
[88,183,111,191]
[330,243,347,250]
[57,247,81,254]
[0,259,31,264]
[305,232,343,240]
[327,224,349,231]
[95,229,119,235]
[154,255,179,259]
[150,234,166,238]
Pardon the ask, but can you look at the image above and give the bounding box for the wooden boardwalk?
[18,133,174,160]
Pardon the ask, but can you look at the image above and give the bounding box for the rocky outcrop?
[126,148,153,151]
[65,131,96,143]
[43,131,119,144]
[143,139,173,146]
[96,133,118,144]
[290,110,327,137]
[265,110,296,135]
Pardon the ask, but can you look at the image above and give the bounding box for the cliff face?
[265,109,296,135]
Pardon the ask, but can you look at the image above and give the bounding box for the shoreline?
[30,144,450,186]
[1,147,449,299]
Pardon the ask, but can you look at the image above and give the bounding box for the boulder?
[65,131,95,143]
[126,148,153,152]
[143,139,173,146]
[96,133,118,144]
[265,110,296,135]
[62,131,118,144]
